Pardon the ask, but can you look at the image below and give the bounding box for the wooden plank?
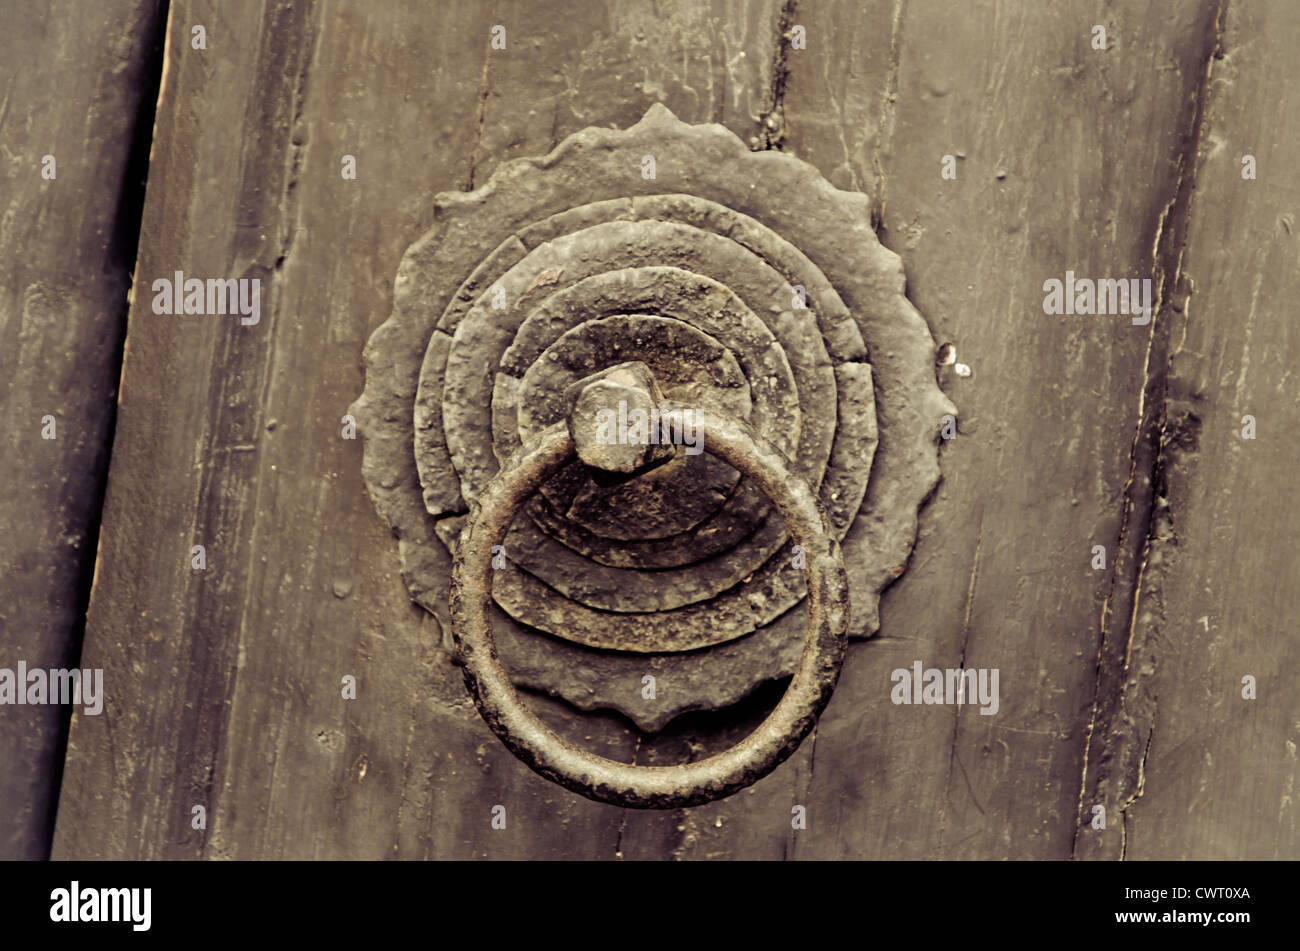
[0,0,165,860]
[667,0,1222,859]
[53,0,784,860]
[468,0,783,185]
[55,0,1283,862]
[1080,0,1300,860]
[809,0,1226,861]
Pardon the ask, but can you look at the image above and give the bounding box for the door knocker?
[351,104,953,807]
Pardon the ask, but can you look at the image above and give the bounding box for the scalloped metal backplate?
[351,104,954,731]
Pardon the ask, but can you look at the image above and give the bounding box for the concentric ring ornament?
[351,104,955,803]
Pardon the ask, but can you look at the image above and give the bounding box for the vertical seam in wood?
[464,26,495,190]
[753,0,797,150]
[940,506,984,836]
[1070,0,1229,861]
[870,0,905,230]
[43,0,173,862]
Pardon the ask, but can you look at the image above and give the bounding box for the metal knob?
[449,377,850,808]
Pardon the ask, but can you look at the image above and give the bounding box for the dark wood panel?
[656,0,1224,860]
[52,0,785,861]
[0,0,164,860]
[1081,0,1300,861]
[49,0,1292,862]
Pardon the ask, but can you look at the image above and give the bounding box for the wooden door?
[3,0,1295,861]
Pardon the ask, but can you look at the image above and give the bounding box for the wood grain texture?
[652,0,1226,860]
[1080,0,1300,861]
[50,0,1292,861]
[52,0,784,860]
[0,0,164,860]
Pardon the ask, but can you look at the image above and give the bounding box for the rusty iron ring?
[450,404,850,808]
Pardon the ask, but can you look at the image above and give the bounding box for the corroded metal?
[565,361,675,484]
[352,104,954,729]
[450,406,849,808]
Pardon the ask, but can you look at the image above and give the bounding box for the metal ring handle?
[450,404,850,809]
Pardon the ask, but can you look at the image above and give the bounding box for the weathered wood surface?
[1077,0,1300,861]
[0,0,165,860]
[50,0,1296,860]
[52,0,782,861]
[765,0,1227,862]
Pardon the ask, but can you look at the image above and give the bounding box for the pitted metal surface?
[352,104,954,731]
[450,407,849,808]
